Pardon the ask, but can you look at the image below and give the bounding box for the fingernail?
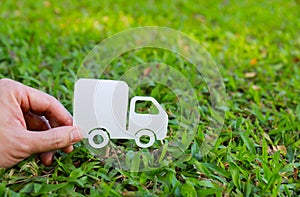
[70,127,83,144]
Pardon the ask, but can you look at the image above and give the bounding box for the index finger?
[19,84,73,127]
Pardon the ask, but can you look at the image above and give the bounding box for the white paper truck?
[73,79,168,148]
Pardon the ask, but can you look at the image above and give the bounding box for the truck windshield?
[135,100,159,114]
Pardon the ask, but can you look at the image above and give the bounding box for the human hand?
[0,78,82,169]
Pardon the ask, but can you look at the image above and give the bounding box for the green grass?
[1,0,300,196]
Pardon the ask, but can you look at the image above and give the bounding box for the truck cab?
[73,78,168,149]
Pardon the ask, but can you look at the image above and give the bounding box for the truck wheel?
[135,130,155,148]
[88,129,109,149]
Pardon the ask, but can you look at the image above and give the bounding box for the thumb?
[26,126,82,154]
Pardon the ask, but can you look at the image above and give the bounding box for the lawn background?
[0,0,300,196]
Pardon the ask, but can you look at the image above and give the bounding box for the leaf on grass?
[197,180,215,188]
[159,143,168,163]
[131,152,141,172]
[181,180,197,197]
[70,168,85,179]
[139,173,147,185]
[251,85,260,90]
[197,188,223,196]
[229,163,241,190]
[296,104,300,121]
[273,145,287,156]
[19,183,42,194]
[192,160,212,177]
[265,173,281,190]
[246,178,253,197]
[72,176,88,187]
[294,168,298,180]
[240,131,256,154]
[250,58,258,65]
[143,67,152,76]
[39,183,67,194]
[204,163,230,178]
[293,57,300,63]
[176,153,192,163]
[244,72,256,78]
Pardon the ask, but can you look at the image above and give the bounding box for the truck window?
[135,100,159,114]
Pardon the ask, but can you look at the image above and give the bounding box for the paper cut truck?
[73,79,168,148]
